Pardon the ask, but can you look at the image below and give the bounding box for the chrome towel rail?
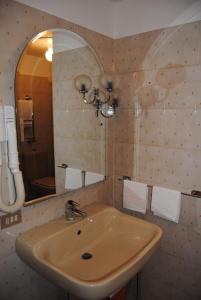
[118,176,201,198]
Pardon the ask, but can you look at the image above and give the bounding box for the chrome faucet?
[65,200,87,221]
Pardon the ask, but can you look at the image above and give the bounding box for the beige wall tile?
[114,20,201,194]
[54,136,106,174]
[0,1,113,299]
[53,46,101,82]
[133,144,201,193]
[113,109,134,144]
[54,109,106,141]
[1,1,201,299]
[53,46,107,177]
[115,22,201,73]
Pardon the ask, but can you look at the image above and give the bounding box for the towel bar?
[118,176,201,198]
[57,163,68,169]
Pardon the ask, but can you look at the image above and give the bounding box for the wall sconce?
[74,72,120,118]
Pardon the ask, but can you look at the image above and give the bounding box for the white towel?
[123,180,148,214]
[151,186,181,223]
[65,167,82,190]
[85,172,104,186]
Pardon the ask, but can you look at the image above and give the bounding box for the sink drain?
[81,252,93,260]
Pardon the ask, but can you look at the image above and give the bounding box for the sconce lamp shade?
[99,72,119,92]
[74,74,92,94]
[97,89,108,104]
[45,47,53,62]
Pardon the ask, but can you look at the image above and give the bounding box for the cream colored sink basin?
[16,203,162,299]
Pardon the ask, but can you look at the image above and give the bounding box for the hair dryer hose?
[0,171,25,213]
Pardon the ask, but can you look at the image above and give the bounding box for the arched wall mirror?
[15,29,107,204]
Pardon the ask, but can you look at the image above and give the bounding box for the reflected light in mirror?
[45,47,53,62]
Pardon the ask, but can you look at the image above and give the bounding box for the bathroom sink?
[16,203,162,299]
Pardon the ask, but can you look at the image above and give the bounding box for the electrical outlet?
[0,210,22,229]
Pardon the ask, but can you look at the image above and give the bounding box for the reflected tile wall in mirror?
[53,45,106,194]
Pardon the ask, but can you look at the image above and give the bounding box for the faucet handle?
[68,200,80,207]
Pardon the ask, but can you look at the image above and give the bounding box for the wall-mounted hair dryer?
[0,104,25,213]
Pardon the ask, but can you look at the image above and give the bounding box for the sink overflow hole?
[81,252,93,260]
[77,230,82,235]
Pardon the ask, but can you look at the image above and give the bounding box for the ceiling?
[15,0,201,38]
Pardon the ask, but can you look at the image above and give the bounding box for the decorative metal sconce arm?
[74,72,121,118]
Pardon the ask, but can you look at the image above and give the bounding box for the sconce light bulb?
[81,84,86,92]
[107,81,113,93]
[100,72,119,91]
[101,105,115,118]
[74,74,92,93]
[107,106,115,116]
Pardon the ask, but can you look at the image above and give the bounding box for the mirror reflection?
[15,29,107,203]
[16,30,55,201]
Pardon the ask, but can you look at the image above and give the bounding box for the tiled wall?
[0,0,113,299]
[124,192,201,300]
[53,46,106,194]
[114,21,201,194]
[113,21,201,300]
[1,0,201,300]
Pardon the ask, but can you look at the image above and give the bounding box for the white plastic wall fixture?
[0,105,25,213]
[5,106,21,173]
[0,105,6,142]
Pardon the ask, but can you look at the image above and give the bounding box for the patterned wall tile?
[137,108,201,150]
[114,20,201,300]
[133,144,201,193]
[54,110,106,141]
[132,65,201,110]
[114,20,201,193]
[113,109,134,143]
[142,250,201,300]
[52,46,101,82]
[140,194,201,300]
[54,136,106,173]
[114,142,134,177]
[1,1,201,300]
[180,195,201,233]
[0,253,59,300]
[115,21,201,73]
[0,1,113,299]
